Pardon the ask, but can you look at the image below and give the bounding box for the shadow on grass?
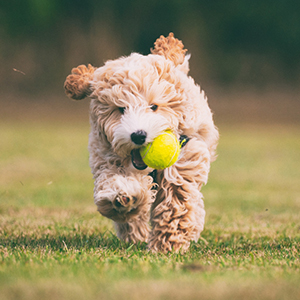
[0,231,148,252]
[2,228,299,260]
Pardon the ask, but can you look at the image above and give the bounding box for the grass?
[0,120,300,300]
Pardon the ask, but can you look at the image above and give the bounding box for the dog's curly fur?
[64,33,219,253]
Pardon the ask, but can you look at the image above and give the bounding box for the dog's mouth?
[131,149,147,170]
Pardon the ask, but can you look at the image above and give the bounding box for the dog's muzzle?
[131,149,148,170]
[131,130,147,145]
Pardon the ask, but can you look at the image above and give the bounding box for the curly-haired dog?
[64,33,218,253]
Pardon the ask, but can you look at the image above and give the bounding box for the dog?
[64,33,218,253]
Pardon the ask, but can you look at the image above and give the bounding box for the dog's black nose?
[131,130,147,145]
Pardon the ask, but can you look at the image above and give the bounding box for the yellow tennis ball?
[139,130,180,170]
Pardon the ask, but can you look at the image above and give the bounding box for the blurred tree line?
[1,0,300,96]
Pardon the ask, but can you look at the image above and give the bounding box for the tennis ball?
[139,130,180,170]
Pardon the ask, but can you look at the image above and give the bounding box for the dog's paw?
[94,174,155,222]
[113,194,137,212]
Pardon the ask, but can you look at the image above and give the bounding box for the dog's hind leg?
[148,139,210,253]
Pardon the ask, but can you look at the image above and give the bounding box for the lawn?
[0,120,299,300]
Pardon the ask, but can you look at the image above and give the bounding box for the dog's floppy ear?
[151,33,187,66]
[64,64,96,100]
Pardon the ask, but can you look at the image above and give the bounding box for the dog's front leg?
[148,139,210,253]
[94,173,155,243]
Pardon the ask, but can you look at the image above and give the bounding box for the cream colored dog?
[64,33,218,253]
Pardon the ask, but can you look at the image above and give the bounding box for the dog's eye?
[150,104,158,111]
[118,107,126,114]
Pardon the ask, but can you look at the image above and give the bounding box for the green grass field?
[1,120,300,300]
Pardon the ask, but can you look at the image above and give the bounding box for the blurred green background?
[1,0,300,124]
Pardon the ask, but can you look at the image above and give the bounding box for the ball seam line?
[164,131,180,167]
[141,142,152,160]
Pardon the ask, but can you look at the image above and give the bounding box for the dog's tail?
[151,33,187,67]
[64,64,96,100]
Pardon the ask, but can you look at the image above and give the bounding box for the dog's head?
[64,33,215,170]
